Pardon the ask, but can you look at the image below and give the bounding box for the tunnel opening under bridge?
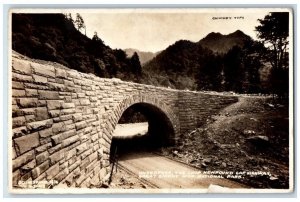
[110,102,176,162]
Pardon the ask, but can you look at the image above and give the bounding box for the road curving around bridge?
[117,152,248,190]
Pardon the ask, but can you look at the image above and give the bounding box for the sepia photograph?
[8,8,293,194]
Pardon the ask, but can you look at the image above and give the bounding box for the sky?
[71,9,272,52]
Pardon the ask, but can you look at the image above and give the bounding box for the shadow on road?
[110,133,166,162]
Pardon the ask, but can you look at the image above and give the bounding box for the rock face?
[11,52,238,190]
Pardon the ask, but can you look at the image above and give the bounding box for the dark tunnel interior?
[109,103,175,162]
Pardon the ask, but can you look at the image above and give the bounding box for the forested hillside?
[143,32,267,93]
[12,13,289,96]
[12,13,142,83]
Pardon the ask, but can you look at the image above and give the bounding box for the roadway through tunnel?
[110,102,175,161]
[108,102,248,189]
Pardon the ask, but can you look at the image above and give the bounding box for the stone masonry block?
[17,98,38,108]
[49,150,64,165]
[55,68,67,78]
[67,71,80,79]
[46,163,59,180]
[27,119,53,131]
[12,126,28,138]
[79,158,90,172]
[75,174,86,187]
[20,171,32,182]
[21,159,36,172]
[64,172,75,187]
[25,89,38,97]
[79,99,90,106]
[68,156,77,166]
[65,148,76,161]
[12,89,26,97]
[40,137,51,145]
[60,108,76,115]
[47,100,62,110]
[14,132,39,155]
[12,105,22,117]
[62,135,79,147]
[12,170,21,187]
[31,62,55,78]
[69,160,81,173]
[38,100,47,107]
[54,168,69,183]
[32,160,50,179]
[12,72,33,83]
[33,74,48,83]
[38,90,60,100]
[12,81,24,89]
[81,148,92,160]
[52,122,66,134]
[12,59,32,74]
[38,128,53,138]
[72,113,83,122]
[12,147,17,160]
[49,110,60,118]
[60,161,69,171]
[90,133,98,143]
[97,147,104,159]
[12,116,26,128]
[77,93,85,98]
[51,129,76,145]
[75,121,86,130]
[88,152,98,162]
[64,80,74,87]
[35,143,51,154]
[36,151,49,165]
[35,107,49,121]
[61,103,75,109]
[12,150,35,171]
[59,114,72,121]
[64,96,72,103]
[76,142,88,155]
[99,167,107,180]
[48,144,62,155]
[85,160,98,173]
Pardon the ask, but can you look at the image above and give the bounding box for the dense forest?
[12,13,289,97]
[12,13,142,83]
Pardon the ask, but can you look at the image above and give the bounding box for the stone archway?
[106,94,180,158]
[112,94,179,140]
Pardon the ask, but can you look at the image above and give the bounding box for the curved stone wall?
[10,53,238,189]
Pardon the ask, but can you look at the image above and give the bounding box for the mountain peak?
[203,32,223,40]
[198,30,251,54]
[228,30,247,37]
[124,48,159,65]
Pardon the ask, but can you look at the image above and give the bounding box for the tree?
[255,12,289,70]
[196,54,223,91]
[130,52,142,78]
[92,31,99,41]
[241,40,265,93]
[223,46,244,92]
[64,13,74,23]
[74,13,85,33]
[255,12,289,97]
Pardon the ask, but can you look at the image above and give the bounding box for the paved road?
[118,152,248,190]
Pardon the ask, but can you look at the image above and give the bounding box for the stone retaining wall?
[11,53,238,189]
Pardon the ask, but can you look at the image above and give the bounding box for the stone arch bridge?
[11,53,238,189]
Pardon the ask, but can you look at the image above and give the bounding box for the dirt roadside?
[160,96,290,189]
